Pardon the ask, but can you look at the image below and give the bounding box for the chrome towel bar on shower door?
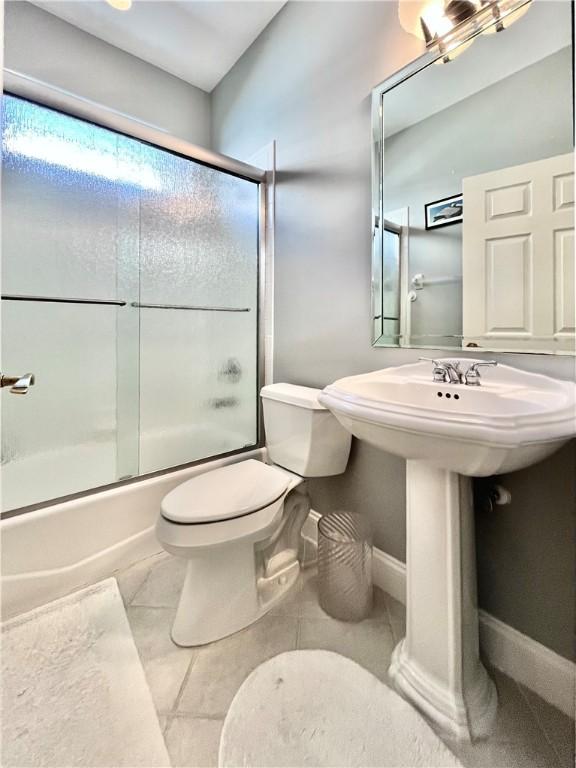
[131,302,251,312]
[1,294,127,306]
[1,296,251,312]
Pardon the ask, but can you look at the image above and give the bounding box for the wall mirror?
[371,0,574,354]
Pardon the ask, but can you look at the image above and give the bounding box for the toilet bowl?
[156,384,352,646]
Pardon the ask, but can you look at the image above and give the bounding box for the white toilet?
[156,383,351,646]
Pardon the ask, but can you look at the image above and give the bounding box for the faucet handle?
[464,361,497,386]
[1,372,36,395]
[419,357,449,383]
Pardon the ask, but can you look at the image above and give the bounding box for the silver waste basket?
[318,511,373,621]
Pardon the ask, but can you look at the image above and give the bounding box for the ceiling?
[31,0,286,92]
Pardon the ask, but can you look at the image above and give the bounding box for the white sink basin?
[319,359,576,476]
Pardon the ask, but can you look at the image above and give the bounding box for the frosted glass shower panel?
[139,309,258,474]
[2,97,127,300]
[139,150,259,307]
[138,149,260,472]
[1,302,119,510]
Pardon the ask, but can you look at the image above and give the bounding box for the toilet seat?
[161,459,291,524]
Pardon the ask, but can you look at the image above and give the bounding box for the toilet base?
[171,545,300,647]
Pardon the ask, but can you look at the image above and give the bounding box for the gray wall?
[384,46,573,345]
[5,2,211,146]
[212,2,575,660]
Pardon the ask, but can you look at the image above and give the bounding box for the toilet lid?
[161,459,291,524]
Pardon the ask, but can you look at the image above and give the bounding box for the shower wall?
[1,95,260,511]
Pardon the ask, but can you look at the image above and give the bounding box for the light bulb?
[398,0,479,41]
[106,0,132,10]
[421,0,454,39]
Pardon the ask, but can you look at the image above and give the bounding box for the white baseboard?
[306,510,575,718]
[372,547,406,605]
[478,610,575,718]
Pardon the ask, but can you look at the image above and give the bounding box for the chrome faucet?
[419,358,463,384]
[420,358,497,386]
[418,358,449,382]
[464,361,498,386]
[1,372,35,394]
[440,361,464,384]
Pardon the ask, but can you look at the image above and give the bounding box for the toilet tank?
[260,384,351,477]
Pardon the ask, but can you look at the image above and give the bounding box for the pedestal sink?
[319,359,575,740]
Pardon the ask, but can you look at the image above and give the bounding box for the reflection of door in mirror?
[463,153,574,353]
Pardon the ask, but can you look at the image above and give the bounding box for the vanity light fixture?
[105,0,132,10]
[416,0,532,63]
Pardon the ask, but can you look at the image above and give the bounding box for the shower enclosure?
[1,91,265,514]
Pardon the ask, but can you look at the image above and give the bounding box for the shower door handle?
[1,372,36,394]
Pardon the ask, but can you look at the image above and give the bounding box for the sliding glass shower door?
[137,148,258,475]
[1,94,260,512]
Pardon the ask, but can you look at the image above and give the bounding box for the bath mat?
[219,650,463,767]
[2,578,170,767]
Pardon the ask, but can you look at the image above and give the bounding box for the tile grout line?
[171,651,199,715]
[170,712,226,722]
[128,568,155,607]
[122,558,181,748]
[117,568,151,607]
[161,713,174,738]
[127,554,170,602]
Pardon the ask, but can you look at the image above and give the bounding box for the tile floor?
[116,552,575,768]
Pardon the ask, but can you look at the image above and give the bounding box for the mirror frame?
[370,0,555,349]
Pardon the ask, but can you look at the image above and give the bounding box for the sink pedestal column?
[389,460,497,741]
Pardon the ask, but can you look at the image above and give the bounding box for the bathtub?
[1,447,264,619]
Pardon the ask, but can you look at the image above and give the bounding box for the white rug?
[2,578,170,767]
[219,650,463,768]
